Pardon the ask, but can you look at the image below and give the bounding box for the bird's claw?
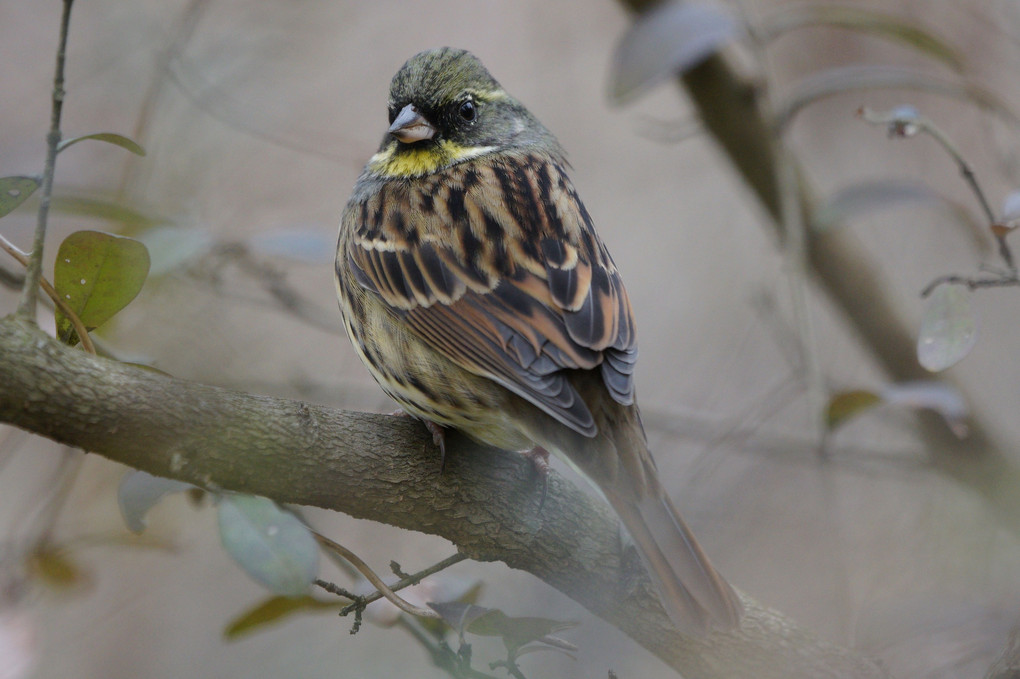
[522,446,551,511]
[390,410,448,470]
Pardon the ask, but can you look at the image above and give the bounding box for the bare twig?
[312,531,440,620]
[921,274,1020,297]
[859,106,1017,274]
[18,0,74,320]
[340,553,468,616]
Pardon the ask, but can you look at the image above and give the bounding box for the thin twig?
[18,0,74,320]
[921,273,1020,297]
[312,531,440,620]
[859,106,1016,273]
[340,552,468,615]
[1,233,96,354]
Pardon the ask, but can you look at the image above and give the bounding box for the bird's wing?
[344,152,637,436]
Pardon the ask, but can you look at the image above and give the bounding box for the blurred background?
[3,0,1020,677]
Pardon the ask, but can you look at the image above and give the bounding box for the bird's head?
[366,47,558,178]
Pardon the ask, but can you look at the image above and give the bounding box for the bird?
[334,47,742,635]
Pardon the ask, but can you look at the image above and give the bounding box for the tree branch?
[0,314,886,677]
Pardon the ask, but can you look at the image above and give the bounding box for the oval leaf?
[826,389,882,431]
[917,283,977,372]
[880,380,969,438]
[610,0,738,103]
[57,132,146,156]
[27,545,90,591]
[118,470,195,534]
[218,494,319,597]
[53,230,151,345]
[0,176,40,219]
[814,180,987,255]
[224,595,339,640]
[466,609,577,653]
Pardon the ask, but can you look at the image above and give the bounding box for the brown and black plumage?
[335,47,742,634]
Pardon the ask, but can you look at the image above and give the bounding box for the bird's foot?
[521,446,551,511]
[390,410,448,470]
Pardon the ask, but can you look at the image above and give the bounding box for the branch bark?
[0,315,886,677]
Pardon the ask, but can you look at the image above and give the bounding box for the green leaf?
[27,545,91,591]
[825,390,882,430]
[428,602,576,656]
[118,470,195,534]
[53,230,150,345]
[224,595,340,640]
[0,176,40,218]
[427,601,492,636]
[610,1,739,104]
[760,5,963,71]
[218,494,319,597]
[57,132,146,156]
[918,283,977,372]
[465,610,577,654]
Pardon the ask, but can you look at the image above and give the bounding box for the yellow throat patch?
[368,140,495,179]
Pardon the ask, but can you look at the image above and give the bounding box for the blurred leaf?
[776,66,1020,131]
[26,545,90,591]
[428,601,492,636]
[57,132,146,156]
[760,5,963,71]
[826,390,882,430]
[52,195,168,230]
[138,225,214,277]
[917,284,977,372]
[814,180,987,253]
[118,470,195,534]
[610,0,739,103]
[428,602,576,657]
[53,230,150,345]
[0,176,39,218]
[247,227,336,265]
[1001,190,1020,225]
[815,181,952,229]
[218,494,319,597]
[224,595,340,640]
[467,609,577,654]
[881,381,969,438]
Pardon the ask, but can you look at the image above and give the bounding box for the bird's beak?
[388,104,436,143]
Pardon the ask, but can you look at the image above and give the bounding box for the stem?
[1,233,96,354]
[17,0,74,320]
[341,552,468,614]
[312,531,440,620]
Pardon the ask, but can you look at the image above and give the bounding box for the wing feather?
[344,153,637,436]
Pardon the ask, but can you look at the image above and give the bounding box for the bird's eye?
[458,100,477,122]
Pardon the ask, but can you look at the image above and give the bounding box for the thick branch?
[0,315,886,678]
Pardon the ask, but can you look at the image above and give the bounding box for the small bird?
[335,47,742,634]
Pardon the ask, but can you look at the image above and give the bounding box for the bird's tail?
[604,487,743,635]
